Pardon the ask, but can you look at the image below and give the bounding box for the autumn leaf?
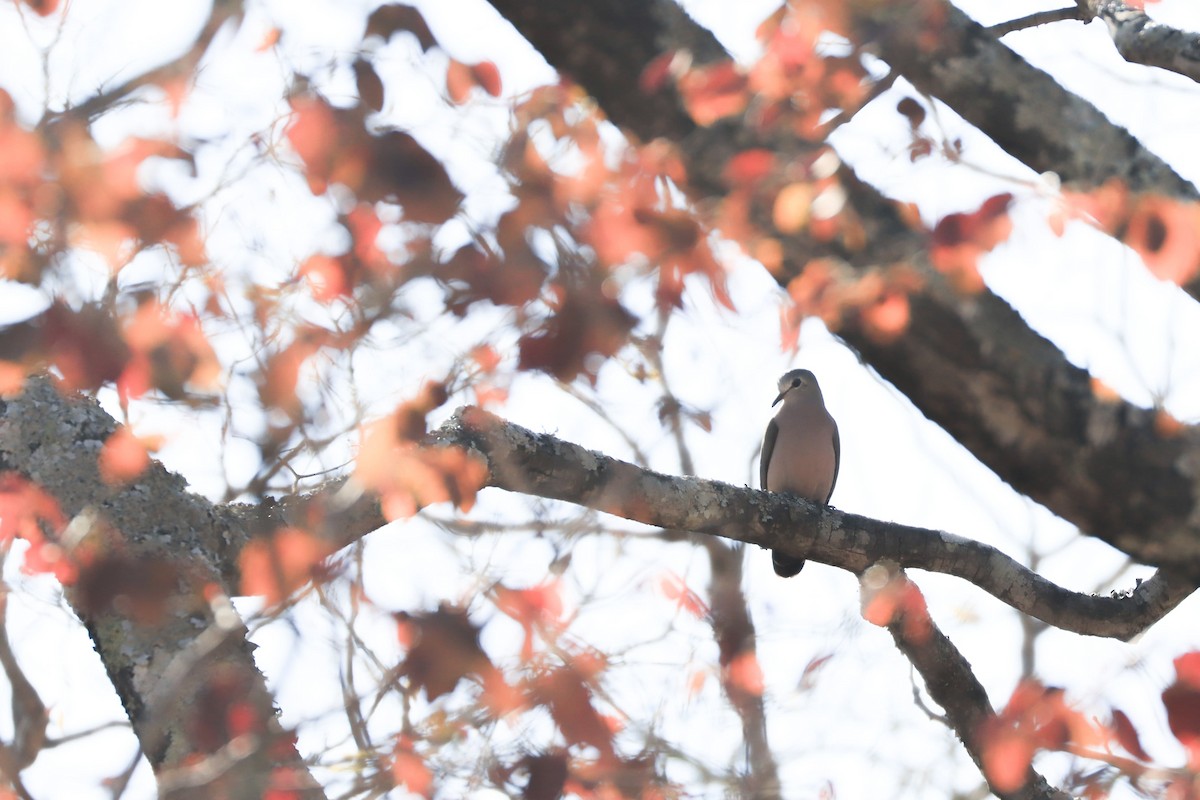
[677,61,748,126]
[1111,708,1151,761]
[530,666,615,758]
[0,473,73,583]
[392,738,434,798]
[724,651,765,697]
[493,580,565,661]
[396,606,508,706]
[355,394,488,520]
[447,60,503,103]
[1164,652,1200,768]
[97,427,152,485]
[517,285,637,382]
[930,193,1014,293]
[657,572,709,619]
[1123,196,1200,287]
[239,528,337,605]
[860,568,931,645]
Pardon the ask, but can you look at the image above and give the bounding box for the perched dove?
[760,369,840,577]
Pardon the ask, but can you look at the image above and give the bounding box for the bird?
[760,368,840,577]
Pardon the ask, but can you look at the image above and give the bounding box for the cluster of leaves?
[383,591,679,799]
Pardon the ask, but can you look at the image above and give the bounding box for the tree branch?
[485,0,1200,578]
[429,406,1194,641]
[843,0,1199,199]
[1081,0,1200,85]
[987,7,1086,38]
[0,377,325,799]
[865,566,1073,800]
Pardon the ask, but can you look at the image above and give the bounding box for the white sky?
[1,0,1200,798]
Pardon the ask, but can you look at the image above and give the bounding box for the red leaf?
[657,572,709,619]
[1165,653,1200,768]
[239,528,336,605]
[531,667,615,758]
[1111,708,1151,761]
[493,581,564,661]
[930,193,1014,293]
[446,59,474,104]
[21,0,59,16]
[396,606,503,703]
[393,745,434,798]
[723,149,776,187]
[1124,197,1200,287]
[471,61,503,97]
[677,61,749,126]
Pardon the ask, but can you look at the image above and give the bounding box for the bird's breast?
[765,411,837,502]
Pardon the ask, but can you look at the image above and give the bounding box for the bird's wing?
[760,417,778,490]
[827,418,841,503]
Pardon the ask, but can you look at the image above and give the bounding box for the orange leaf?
[98,427,151,485]
[677,61,748,126]
[657,572,709,619]
[982,730,1035,793]
[392,744,433,798]
[256,27,282,52]
[471,61,503,97]
[446,60,474,104]
[1124,197,1200,287]
[1112,709,1150,761]
[773,182,813,234]
[860,291,910,344]
[238,528,336,605]
[725,651,765,697]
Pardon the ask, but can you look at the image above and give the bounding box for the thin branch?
[428,406,1197,641]
[37,0,244,127]
[987,7,1086,38]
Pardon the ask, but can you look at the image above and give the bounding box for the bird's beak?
[772,389,787,407]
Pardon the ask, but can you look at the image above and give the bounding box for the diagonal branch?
[866,566,1073,800]
[1081,0,1200,85]
[428,406,1195,641]
[484,0,1200,584]
[843,0,1199,200]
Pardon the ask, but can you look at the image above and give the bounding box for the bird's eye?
[792,379,802,388]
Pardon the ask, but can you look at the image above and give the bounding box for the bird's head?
[772,368,822,407]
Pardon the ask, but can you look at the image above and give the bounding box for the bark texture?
[0,378,324,800]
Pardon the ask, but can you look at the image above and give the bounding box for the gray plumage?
[760,369,840,577]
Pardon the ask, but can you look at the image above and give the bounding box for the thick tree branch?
[484,0,1200,581]
[0,378,324,799]
[430,406,1193,641]
[1082,0,1200,85]
[866,566,1073,800]
[844,0,1198,199]
[844,0,1200,304]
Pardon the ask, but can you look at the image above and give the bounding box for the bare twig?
[987,7,1086,38]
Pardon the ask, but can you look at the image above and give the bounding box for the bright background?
[1,0,1199,797]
